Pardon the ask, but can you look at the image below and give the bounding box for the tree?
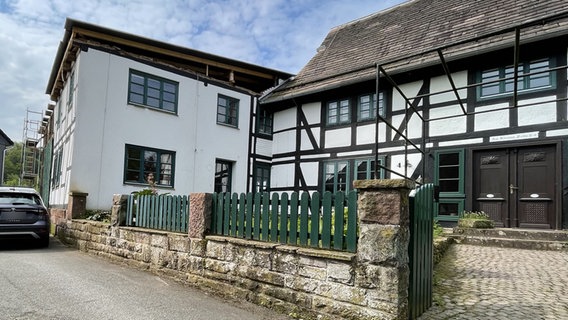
[3,142,22,186]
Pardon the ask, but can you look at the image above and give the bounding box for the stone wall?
[58,180,414,320]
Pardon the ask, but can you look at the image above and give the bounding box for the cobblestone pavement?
[418,244,568,319]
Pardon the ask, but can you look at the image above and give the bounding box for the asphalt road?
[0,238,292,320]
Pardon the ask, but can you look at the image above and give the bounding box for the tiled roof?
[262,0,568,103]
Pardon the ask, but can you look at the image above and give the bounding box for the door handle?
[509,184,519,194]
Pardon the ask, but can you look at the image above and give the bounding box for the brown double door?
[473,145,557,229]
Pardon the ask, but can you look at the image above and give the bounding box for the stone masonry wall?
[58,181,413,320]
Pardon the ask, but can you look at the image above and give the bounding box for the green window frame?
[478,58,555,99]
[354,157,386,180]
[357,92,385,121]
[436,199,464,222]
[124,145,175,187]
[327,98,350,125]
[434,149,465,197]
[324,160,350,193]
[128,70,178,113]
[214,160,233,193]
[217,94,239,127]
[256,106,273,136]
[253,162,271,192]
[434,149,465,222]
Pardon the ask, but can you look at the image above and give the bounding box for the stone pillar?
[353,179,414,320]
[111,194,129,226]
[188,193,212,239]
[67,192,88,219]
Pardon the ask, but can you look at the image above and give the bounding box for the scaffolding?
[21,109,43,187]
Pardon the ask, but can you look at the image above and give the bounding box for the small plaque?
[530,194,539,198]
[486,194,494,198]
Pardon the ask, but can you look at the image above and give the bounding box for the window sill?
[216,122,239,129]
[123,182,175,190]
[128,102,178,116]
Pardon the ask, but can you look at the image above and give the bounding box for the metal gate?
[408,183,438,319]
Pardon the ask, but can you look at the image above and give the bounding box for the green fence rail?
[211,191,358,252]
[126,194,189,233]
[409,183,437,319]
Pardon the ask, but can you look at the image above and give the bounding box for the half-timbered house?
[260,0,568,229]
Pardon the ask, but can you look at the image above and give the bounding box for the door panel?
[517,146,555,228]
[473,149,509,227]
[473,145,556,229]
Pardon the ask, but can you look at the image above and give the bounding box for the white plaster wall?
[271,163,295,189]
[517,96,556,126]
[256,139,273,157]
[390,153,421,179]
[392,81,423,112]
[391,111,423,139]
[301,127,320,151]
[325,128,351,148]
[302,102,321,125]
[474,103,509,131]
[273,130,296,154]
[429,105,467,136]
[274,107,297,132]
[430,71,468,104]
[60,48,251,209]
[300,162,319,187]
[356,123,386,144]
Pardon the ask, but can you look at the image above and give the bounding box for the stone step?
[452,227,568,242]
[448,235,568,251]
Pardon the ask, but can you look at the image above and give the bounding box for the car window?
[0,193,42,205]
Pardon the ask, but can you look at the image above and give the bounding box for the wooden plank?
[333,191,345,250]
[321,192,332,249]
[310,192,321,248]
[261,192,270,241]
[253,193,261,240]
[346,190,358,252]
[216,193,224,234]
[279,193,289,244]
[183,195,189,233]
[245,193,253,239]
[223,193,231,235]
[270,193,279,242]
[238,193,246,237]
[126,195,134,226]
[230,193,238,236]
[299,192,309,246]
[289,192,299,245]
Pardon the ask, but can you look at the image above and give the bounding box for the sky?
[0,0,406,142]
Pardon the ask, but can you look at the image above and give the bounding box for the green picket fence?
[126,194,189,233]
[211,191,358,252]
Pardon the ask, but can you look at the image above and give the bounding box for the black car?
[0,187,50,247]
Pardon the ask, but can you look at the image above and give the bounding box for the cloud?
[0,0,405,141]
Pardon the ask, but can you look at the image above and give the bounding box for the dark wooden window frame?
[128,69,178,113]
[123,144,175,187]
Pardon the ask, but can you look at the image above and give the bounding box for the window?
[51,148,63,188]
[67,72,74,110]
[257,106,273,136]
[358,92,385,121]
[128,70,178,112]
[217,94,239,127]
[214,160,232,193]
[253,163,271,192]
[355,157,386,180]
[124,145,175,187]
[324,161,349,193]
[479,58,554,98]
[434,149,465,221]
[55,102,62,128]
[327,99,350,125]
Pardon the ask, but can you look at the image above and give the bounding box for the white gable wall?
[51,48,252,209]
